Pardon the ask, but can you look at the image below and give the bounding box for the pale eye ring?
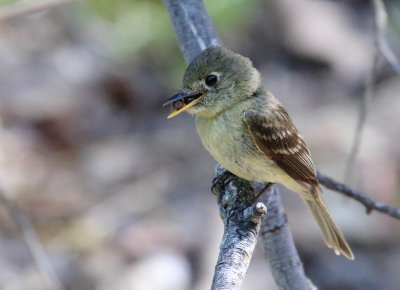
[205,74,218,86]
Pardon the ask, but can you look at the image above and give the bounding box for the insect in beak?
[163,92,204,119]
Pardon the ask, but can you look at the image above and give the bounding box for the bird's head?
[163,46,260,118]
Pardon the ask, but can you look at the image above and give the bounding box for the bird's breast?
[195,110,279,182]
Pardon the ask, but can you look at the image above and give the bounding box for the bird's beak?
[163,91,204,119]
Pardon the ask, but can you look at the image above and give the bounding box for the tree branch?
[318,172,400,219]
[163,0,219,63]
[258,186,316,290]
[163,1,314,289]
[211,166,267,290]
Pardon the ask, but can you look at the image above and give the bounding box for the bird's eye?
[205,74,218,87]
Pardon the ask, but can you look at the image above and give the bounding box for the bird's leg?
[255,182,275,199]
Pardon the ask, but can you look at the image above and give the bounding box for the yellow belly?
[195,112,283,183]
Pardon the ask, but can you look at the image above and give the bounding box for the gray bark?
[163,0,219,63]
[211,166,266,290]
[163,0,314,289]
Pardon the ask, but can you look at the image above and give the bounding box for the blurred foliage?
[205,0,262,30]
[74,0,262,88]
[0,0,14,5]
[79,0,262,56]
[83,0,173,56]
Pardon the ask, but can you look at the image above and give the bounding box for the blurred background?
[0,0,399,289]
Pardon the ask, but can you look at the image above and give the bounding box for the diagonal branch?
[318,171,400,219]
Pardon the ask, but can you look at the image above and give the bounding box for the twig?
[345,0,400,182]
[163,0,314,289]
[0,0,80,23]
[318,171,400,219]
[344,50,378,183]
[0,189,63,290]
[373,0,400,74]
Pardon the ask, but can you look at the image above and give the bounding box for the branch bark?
[211,166,266,290]
[163,0,219,63]
[163,0,313,289]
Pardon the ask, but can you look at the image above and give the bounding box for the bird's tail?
[302,192,354,260]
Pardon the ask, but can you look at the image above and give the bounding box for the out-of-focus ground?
[0,0,399,289]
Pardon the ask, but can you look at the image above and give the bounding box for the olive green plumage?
[167,46,354,260]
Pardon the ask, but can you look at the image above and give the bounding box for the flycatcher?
[163,46,354,260]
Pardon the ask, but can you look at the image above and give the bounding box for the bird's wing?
[244,105,319,189]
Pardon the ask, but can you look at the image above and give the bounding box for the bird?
[163,45,354,260]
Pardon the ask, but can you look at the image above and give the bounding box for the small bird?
[163,46,354,260]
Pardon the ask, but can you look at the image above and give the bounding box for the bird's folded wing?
[244,106,319,189]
